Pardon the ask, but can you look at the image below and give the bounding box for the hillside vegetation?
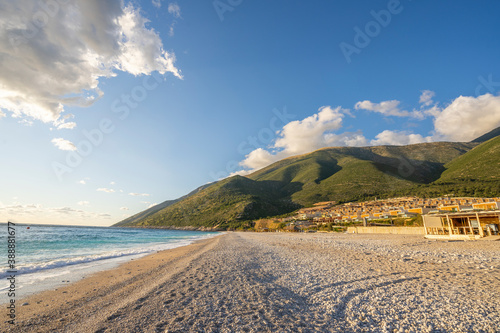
[248,143,474,205]
[406,136,500,198]
[112,184,211,227]
[130,175,300,230]
[115,140,492,229]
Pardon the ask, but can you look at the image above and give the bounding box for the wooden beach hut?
[422,211,500,240]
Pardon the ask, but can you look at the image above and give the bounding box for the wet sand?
[2,232,500,332]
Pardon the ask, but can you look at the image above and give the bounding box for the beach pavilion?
[422,210,500,240]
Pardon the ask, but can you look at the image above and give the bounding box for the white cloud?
[408,90,440,120]
[165,3,180,37]
[415,105,441,119]
[56,122,77,130]
[116,5,182,78]
[0,202,111,225]
[152,0,162,8]
[51,138,77,151]
[168,3,181,18]
[419,90,435,107]
[234,91,500,175]
[228,169,254,177]
[240,148,279,171]
[77,177,90,185]
[0,110,5,118]
[433,93,500,142]
[148,203,158,208]
[77,201,90,206]
[110,181,116,185]
[239,106,368,171]
[360,92,500,143]
[355,100,411,117]
[19,119,34,126]
[273,106,345,155]
[129,192,151,197]
[0,0,181,129]
[97,188,115,193]
[355,94,441,119]
[370,130,432,146]
[169,23,176,37]
[337,131,369,147]
[120,207,129,210]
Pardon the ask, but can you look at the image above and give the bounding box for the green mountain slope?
[440,135,500,182]
[115,141,477,229]
[112,184,211,227]
[248,142,475,205]
[127,176,300,229]
[411,136,500,197]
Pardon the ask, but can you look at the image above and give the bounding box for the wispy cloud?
[355,90,442,120]
[77,177,90,185]
[97,188,115,193]
[51,138,77,151]
[77,201,90,206]
[129,192,151,197]
[419,90,436,107]
[120,207,129,210]
[168,3,181,18]
[0,201,111,224]
[355,100,410,117]
[19,119,34,127]
[152,0,162,8]
[169,23,176,37]
[165,3,181,36]
[56,122,77,130]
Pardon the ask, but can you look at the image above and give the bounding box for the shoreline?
[112,225,227,232]
[2,234,224,332]
[0,229,222,305]
[0,252,146,305]
[3,232,499,332]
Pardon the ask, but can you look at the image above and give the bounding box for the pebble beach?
[3,232,500,332]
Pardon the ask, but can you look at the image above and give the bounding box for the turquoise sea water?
[0,224,219,301]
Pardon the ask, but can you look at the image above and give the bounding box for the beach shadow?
[332,276,421,332]
[306,271,404,294]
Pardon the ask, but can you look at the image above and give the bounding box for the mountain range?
[114,127,500,229]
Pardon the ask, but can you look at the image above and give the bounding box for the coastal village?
[253,196,500,239]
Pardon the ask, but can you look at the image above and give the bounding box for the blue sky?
[1,0,500,226]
